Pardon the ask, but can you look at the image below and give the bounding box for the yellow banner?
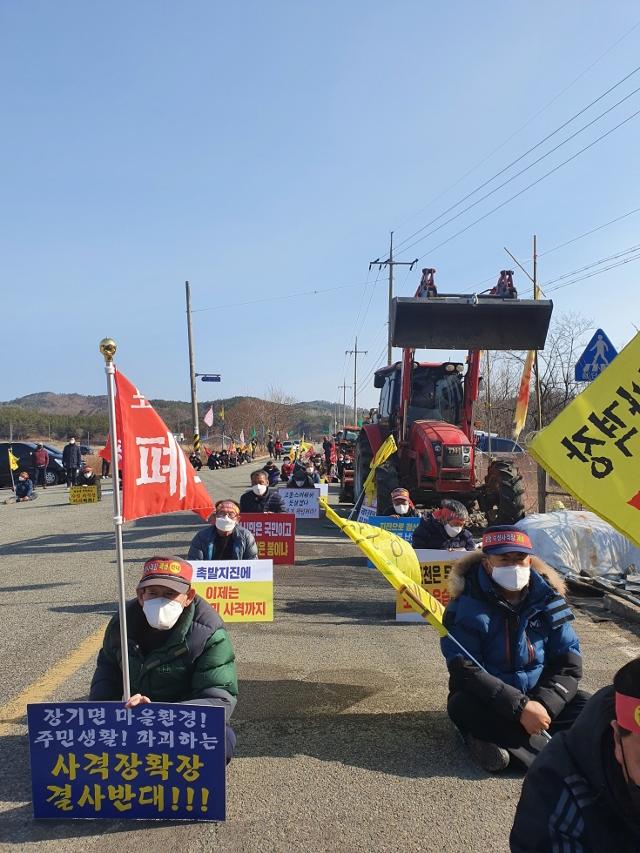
[321,499,446,635]
[8,449,19,471]
[529,332,640,546]
[363,434,397,502]
[69,485,101,504]
[192,580,273,622]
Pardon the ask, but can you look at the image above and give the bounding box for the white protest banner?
[189,559,273,622]
[314,483,329,499]
[279,488,320,518]
[395,549,466,622]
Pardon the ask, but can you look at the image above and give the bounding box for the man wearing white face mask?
[412,499,476,550]
[440,525,587,773]
[188,499,259,561]
[389,487,419,517]
[90,557,238,760]
[239,470,285,514]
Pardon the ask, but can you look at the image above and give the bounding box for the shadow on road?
[280,597,395,624]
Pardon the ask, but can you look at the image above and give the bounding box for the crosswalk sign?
[574,328,618,382]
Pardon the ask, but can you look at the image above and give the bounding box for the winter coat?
[89,596,237,720]
[77,472,97,486]
[187,524,259,561]
[16,478,33,499]
[33,448,49,467]
[390,506,420,518]
[239,487,285,514]
[62,443,82,469]
[280,462,294,481]
[262,465,280,486]
[440,551,582,721]
[511,684,640,852]
[412,514,476,550]
[287,472,316,488]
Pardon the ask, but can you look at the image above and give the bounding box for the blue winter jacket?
[16,478,33,499]
[440,552,582,720]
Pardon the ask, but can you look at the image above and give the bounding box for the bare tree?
[264,386,297,438]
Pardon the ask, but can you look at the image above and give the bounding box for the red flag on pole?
[114,370,214,522]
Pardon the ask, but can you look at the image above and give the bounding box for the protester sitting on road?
[280,456,294,482]
[89,556,237,761]
[440,525,587,773]
[62,436,82,489]
[188,499,259,561]
[303,461,321,484]
[77,464,97,486]
[288,462,317,489]
[240,470,285,514]
[189,451,202,471]
[389,487,419,517]
[262,459,280,487]
[510,655,640,851]
[412,499,476,550]
[32,443,49,490]
[5,471,37,504]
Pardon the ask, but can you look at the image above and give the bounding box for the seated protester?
[303,461,321,484]
[280,456,294,482]
[262,459,280,487]
[9,471,37,503]
[239,470,285,514]
[441,526,587,773]
[188,499,259,561]
[288,463,316,489]
[412,499,475,551]
[77,464,97,486]
[511,656,640,852]
[89,557,237,761]
[389,487,419,517]
[189,452,202,471]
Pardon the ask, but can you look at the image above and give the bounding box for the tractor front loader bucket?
[391,296,553,351]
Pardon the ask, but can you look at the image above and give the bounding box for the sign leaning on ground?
[68,485,101,504]
[27,702,226,821]
[396,549,465,622]
[190,559,274,621]
[279,488,320,518]
[574,328,618,382]
[239,513,296,564]
[531,332,640,547]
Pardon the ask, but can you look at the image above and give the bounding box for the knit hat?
[482,525,533,555]
[138,557,192,593]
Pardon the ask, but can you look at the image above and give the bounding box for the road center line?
[0,623,107,736]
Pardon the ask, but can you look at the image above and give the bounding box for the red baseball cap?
[138,557,193,593]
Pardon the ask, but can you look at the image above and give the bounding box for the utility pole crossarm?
[345,337,367,425]
[370,232,419,365]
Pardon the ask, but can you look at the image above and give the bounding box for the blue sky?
[2,1,639,410]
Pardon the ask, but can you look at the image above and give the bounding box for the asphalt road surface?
[0,461,638,852]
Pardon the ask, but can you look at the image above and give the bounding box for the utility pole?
[370,233,418,365]
[345,337,367,424]
[185,281,200,453]
[337,382,351,430]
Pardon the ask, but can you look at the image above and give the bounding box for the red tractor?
[354,269,553,524]
[334,425,359,502]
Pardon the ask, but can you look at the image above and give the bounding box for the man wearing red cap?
[511,656,640,851]
[90,556,238,760]
[388,488,420,518]
[440,524,587,773]
[188,499,258,561]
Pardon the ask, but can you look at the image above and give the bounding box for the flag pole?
[99,338,131,702]
[8,447,16,493]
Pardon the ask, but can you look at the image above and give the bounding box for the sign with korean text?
[239,513,296,564]
[27,702,225,821]
[357,501,377,523]
[530,333,640,547]
[279,488,320,518]
[396,549,464,622]
[190,560,273,622]
[366,516,421,568]
[68,485,101,504]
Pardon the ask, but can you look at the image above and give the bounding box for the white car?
[280,440,299,456]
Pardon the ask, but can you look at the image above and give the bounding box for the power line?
[545,251,640,294]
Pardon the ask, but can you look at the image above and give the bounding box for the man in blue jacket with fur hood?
[440,525,588,773]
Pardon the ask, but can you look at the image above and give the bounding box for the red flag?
[98,436,121,465]
[114,370,214,522]
[330,442,337,464]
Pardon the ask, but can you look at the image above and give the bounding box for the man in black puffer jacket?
[412,499,476,551]
[511,656,640,852]
[239,470,285,514]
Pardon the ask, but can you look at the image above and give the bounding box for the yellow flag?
[8,448,19,471]
[363,434,397,502]
[512,349,535,441]
[219,405,225,420]
[322,499,446,635]
[529,332,640,546]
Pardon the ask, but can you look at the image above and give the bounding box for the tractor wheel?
[482,460,525,526]
[353,435,373,504]
[375,460,400,516]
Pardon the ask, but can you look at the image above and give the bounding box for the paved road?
[0,462,638,852]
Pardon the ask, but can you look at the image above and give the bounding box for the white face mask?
[142,597,184,630]
[70,439,75,444]
[444,523,463,537]
[305,468,314,475]
[252,483,267,495]
[215,516,236,533]
[294,479,305,487]
[393,503,409,515]
[491,565,530,591]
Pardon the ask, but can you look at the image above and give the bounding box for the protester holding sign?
[441,526,587,773]
[77,463,97,486]
[188,499,259,561]
[389,487,420,517]
[412,499,475,550]
[288,462,316,489]
[240,470,285,514]
[511,656,640,852]
[90,556,238,760]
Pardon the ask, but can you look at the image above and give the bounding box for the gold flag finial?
[99,338,117,363]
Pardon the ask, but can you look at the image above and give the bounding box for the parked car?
[281,440,299,456]
[79,445,93,456]
[0,441,66,487]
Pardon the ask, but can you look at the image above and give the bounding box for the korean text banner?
[366,516,420,567]
[27,702,225,821]
[189,559,274,622]
[396,549,465,622]
[529,333,640,546]
[239,513,296,565]
[279,488,320,518]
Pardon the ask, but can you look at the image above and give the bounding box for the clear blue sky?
[2,1,639,410]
